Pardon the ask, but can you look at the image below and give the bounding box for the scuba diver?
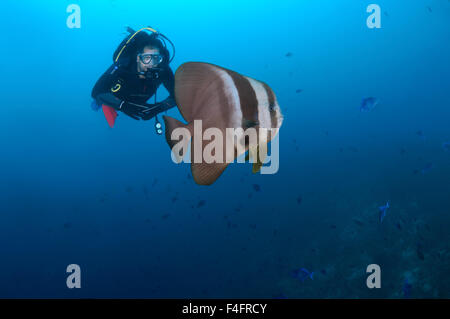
[91,27,177,134]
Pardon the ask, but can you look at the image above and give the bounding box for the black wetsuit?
[91,63,176,120]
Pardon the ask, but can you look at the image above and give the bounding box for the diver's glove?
[140,98,177,121]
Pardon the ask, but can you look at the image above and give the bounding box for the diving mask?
[139,53,163,65]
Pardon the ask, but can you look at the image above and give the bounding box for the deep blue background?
[0,0,449,298]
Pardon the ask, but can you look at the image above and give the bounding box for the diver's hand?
[140,99,177,121]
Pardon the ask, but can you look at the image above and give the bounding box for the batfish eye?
[269,104,275,112]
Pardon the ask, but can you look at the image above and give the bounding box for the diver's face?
[137,46,161,73]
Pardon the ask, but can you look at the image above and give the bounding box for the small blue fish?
[442,141,450,152]
[360,97,379,112]
[291,268,314,282]
[161,213,170,219]
[420,162,433,174]
[197,200,206,208]
[253,184,261,192]
[379,201,390,223]
[402,278,412,298]
[416,130,426,140]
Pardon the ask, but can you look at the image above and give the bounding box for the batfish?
[163,62,283,185]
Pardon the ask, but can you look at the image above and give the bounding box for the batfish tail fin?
[252,160,264,174]
[246,144,267,174]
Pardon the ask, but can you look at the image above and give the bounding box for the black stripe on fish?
[223,69,259,129]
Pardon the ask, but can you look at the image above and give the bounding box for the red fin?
[102,104,118,128]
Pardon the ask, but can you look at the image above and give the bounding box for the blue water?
[1,0,449,298]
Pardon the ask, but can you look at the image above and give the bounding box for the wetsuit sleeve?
[91,64,128,111]
[91,64,120,101]
[91,65,146,120]
[140,99,177,120]
[95,92,124,110]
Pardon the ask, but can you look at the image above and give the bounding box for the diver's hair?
[135,32,165,55]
